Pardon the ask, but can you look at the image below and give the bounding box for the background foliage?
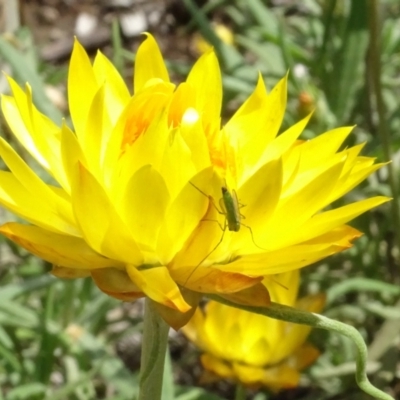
[0,0,399,399]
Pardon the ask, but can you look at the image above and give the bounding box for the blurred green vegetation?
[0,0,399,399]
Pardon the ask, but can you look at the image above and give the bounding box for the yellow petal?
[263,269,300,305]
[0,136,76,229]
[80,84,111,179]
[218,283,270,307]
[134,33,170,93]
[68,39,98,140]
[177,266,262,296]
[234,362,300,389]
[152,289,201,330]
[91,267,144,301]
[186,49,222,134]
[93,50,131,123]
[126,265,190,312]
[121,166,170,250]
[179,106,212,171]
[253,113,312,178]
[51,266,91,278]
[287,342,321,370]
[298,126,354,168]
[157,170,211,262]
[201,353,234,379]
[0,171,77,235]
[262,369,298,391]
[60,122,86,194]
[71,163,143,264]
[2,80,69,189]
[237,158,282,239]
[225,75,287,174]
[217,241,350,275]
[293,196,390,243]
[331,163,386,202]
[0,223,119,269]
[262,160,345,249]
[159,129,197,199]
[106,89,172,190]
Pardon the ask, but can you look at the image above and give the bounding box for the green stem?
[368,1,400,256]
[234,382,247,400]
[138,299,170,400]
[207,295,394,400]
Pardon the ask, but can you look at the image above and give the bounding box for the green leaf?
[324,2,369,123]
[0,300,38,328]
[6,383,46,400]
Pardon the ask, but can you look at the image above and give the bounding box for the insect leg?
[240,222,267,251]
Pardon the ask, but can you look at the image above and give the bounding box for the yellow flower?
[0,34,388,328]
[183,270,325,391]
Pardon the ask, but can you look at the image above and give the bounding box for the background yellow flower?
[183,270,325,391]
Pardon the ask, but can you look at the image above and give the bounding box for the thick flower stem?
[208,295,394,400]
[138,298,170,400]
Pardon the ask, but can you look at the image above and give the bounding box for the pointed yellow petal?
[0,136,75,225]
[81,84,112,179]
[134,33,169,93]
[0,171,77,235]
[295,196,389,243]
[93,50,130,123]
[253,113,312,180]
[297,126,354,170]
[186,49,222,132]
[179,108,212,171]
[218,242,351,275]
[2,80,69,189]
[68,39,98,139]
[237,158,282,237]
[331,163,386,202]
[1,90,47,167]
[225,75,287,172]
[0,223,119,269]
[60,122,86,194]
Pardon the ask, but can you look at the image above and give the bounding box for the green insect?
[185,182,264,284]
[218,186,263,248]
[220,186,241,232]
